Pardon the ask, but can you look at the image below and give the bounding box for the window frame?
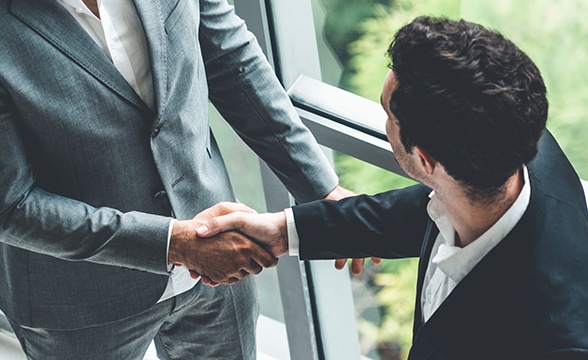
[234,1,404,359]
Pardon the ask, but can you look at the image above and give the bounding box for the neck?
[83,0,100,18]
[436,169,524,247]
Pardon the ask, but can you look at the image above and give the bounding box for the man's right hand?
[196,208,289,258]
[168,203,278,286]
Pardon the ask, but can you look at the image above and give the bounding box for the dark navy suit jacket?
[293,131,588,359]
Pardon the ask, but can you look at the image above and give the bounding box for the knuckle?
[208,217,220,229]
[265,258,278,268]
[215,202,230,214]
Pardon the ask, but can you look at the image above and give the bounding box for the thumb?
[196,212,248,238]
[196,224,216,237]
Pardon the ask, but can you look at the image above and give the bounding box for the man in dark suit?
[0,0,357,358]
[198,16,588,359]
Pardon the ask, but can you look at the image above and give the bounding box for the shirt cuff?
[284,208,300,257]
[166,219,176,272]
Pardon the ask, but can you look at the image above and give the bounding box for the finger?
[196,212,249,237]
[190,271,219,287]
[350,258,365,276]
[210,277,239,286]
[250,243,278,268]
[189,270,201,280]
[334,258,347,270]
[204,279,219,287]
[323,185,356,200]
[226,277,240,285]
[215,202,257,216]
[200,275,220,287]
[371,257,383,265]
[246,260,263,275]
[194,203,257,227]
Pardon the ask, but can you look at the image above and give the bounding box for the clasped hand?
[169,185,380,287]
[168,202,278,287]
[183,202,381,287]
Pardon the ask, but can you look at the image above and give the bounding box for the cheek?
[385,119,394,143]
[385,119,401,149]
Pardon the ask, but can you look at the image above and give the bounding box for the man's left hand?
[324,185,382,275]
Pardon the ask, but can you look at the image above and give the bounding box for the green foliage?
[350,258,418,359]
[343,0,462,100]
[373,258,419,359]
[319,0,390,67]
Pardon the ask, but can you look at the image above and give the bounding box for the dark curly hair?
[387,16,547,195]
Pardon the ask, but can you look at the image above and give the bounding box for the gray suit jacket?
[0,0,337,329]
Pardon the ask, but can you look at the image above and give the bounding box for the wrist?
[271,211,289,257]
[169,220,191,265]
[323,185,355,200]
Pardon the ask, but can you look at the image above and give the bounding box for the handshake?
[168,202,292,287]
[168,197,381,287]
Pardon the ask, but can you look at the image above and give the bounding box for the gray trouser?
[8,277,259,360]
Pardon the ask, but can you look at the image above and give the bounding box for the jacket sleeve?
[292,184,432,259]
[0,84,171,275]
[539,349,588,359]
[199,0,339,203]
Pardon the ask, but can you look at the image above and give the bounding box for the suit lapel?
[132,0,167,118]
[408,220,441,358]
[10,0,150,113]
[413,220,438,333]
[408,215,532,359]
[410,218,500,358]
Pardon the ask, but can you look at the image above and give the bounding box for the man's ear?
[414,146,437,175]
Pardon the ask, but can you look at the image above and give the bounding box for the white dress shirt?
[58,0,155,110]
[58,0,197,302]
[421,166,529,321]
[286,166,530,322]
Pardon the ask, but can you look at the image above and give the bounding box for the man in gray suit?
[0,0,353,358]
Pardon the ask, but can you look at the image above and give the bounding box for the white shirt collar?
[58,0,155,110]
[426,166,531,283]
